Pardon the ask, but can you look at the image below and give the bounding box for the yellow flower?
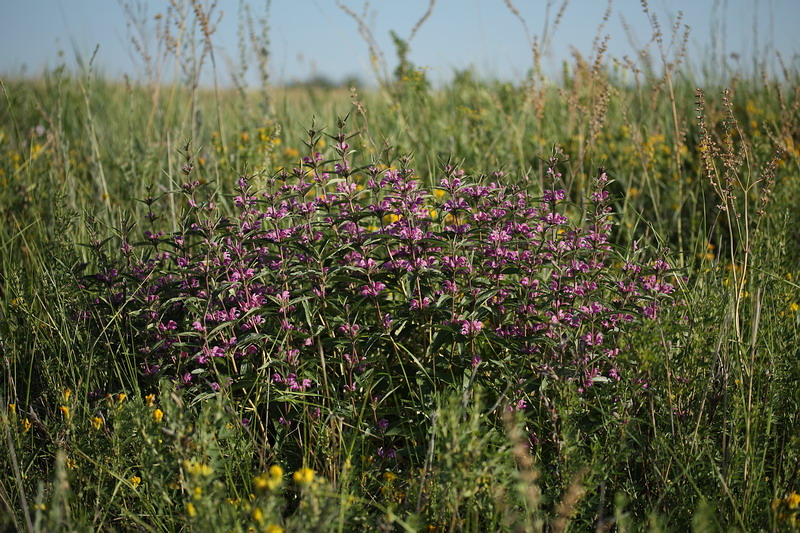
[383,471,397,482]
[145,394,155,407]
[788,491,800,509]
[255,465,284,491]
[91,416,103,430]
[7,403,14,414]
[64,388,71,402]
[251,507,264,523]
[253,474,269,491]
[186,502,197,518]
[265,524,284,533]
[129,476,141,488]
[184,459,213,478]
[117,393,126,404]
[790,302,799,313]
[269,465,283,479]
[22,418,31,432]
[153,409,164,423]
[59,406,70,419]
[292,467,315,485]
[65,457,75,469]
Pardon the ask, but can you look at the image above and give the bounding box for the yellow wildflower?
[265,524,284,533]
[64,388,71,402]
[117,393,126,404]
[186,502,197,518]
[130,476,142,488]
[790,302,799,313]
[153,409,164,423]
[22,418,31,432]
[91,416,103,430]
[253,474,269,491]
[145,393,155,407]
[252,507,264,523]
[254,465,284,491]
[292,467,315,485]
[184,459,213,478]
[59,406,70,419]
[65,457,75,469]
[7,403,14,414]
[788,491,800,509]
[383,471,397,482]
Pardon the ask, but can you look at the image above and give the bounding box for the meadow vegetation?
[1,1,799,531]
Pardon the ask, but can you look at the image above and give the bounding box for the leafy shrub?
[77,121,679,476]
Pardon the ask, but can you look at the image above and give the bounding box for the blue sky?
[1,0,799,86]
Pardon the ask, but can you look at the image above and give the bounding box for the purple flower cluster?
[80,135,678,430]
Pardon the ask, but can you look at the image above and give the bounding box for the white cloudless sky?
[1,0,798,86]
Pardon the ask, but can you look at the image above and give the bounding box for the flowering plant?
[79,123,678,456]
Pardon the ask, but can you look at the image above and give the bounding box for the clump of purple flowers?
[79,125,678,439]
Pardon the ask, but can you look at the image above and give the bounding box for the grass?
[1,2,800,531]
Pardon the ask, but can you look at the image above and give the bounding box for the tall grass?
[1,1,799,531]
